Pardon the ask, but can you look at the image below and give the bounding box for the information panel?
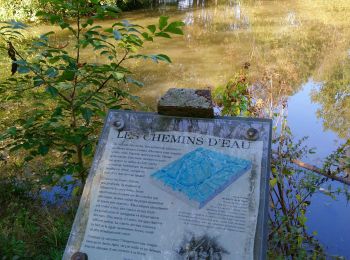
[64,110,271,260]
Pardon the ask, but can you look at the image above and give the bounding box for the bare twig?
[292,159,350,186]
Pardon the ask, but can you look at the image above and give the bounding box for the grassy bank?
[0,178,78,259]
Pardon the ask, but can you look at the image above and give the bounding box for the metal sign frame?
[63,110,272,260]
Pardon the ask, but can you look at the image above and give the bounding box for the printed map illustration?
[150,147,252,209]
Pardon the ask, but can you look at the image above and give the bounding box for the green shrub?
[213,69,252,116]
[0,1,184,187]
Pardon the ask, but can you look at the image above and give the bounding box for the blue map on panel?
[150,147,252,209]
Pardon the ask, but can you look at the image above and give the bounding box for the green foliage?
[213,69,252,116]
[0,0,156,21]
[268,119,327,258]
[0,178,76,259]
[0,0,184,184]
[213,72,345,258]
[115,0,151,11]
[0,0,42,21]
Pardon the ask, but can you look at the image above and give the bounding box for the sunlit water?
[26,0,350,257]
[122,3,350,257]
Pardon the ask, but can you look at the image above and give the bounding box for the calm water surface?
[31,0,350,257]
[125,1,350,257]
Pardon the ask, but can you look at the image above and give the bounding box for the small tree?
[0,0,184,184]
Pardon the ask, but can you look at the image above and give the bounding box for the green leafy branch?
[0,0,184,184]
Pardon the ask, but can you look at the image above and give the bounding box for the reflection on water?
[98,0,349,139]
[21,0,349,256]
[311,59,350,140]
[287,83,349,259]
[179,0,194,11]
[122,1,350,257]
[285,11,299,27]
